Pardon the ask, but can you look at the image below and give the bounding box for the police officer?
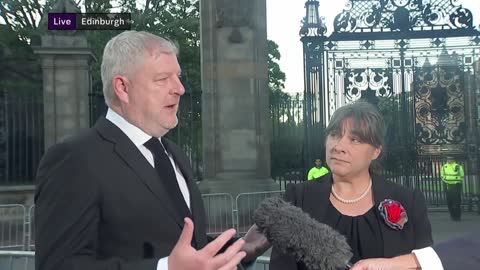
[440,156,464,221]
[307,158,329,181]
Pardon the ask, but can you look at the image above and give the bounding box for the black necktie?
[144,138,191,219]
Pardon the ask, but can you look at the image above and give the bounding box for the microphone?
[253,196,353,270]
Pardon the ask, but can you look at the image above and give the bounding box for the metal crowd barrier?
[235,191,284,235]
[0,251,34,270]
[26,206,34,251]
[201,193,235,236]
[0,205,26,251]
[0,191,286,251]
[255,256,270,270]
[202,191,285,236]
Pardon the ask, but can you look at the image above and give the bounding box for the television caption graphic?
[48,13,131,30]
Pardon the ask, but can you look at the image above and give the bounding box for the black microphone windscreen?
[253,196,352,270]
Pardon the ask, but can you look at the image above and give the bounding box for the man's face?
[325,119,381,178]
[122,51,184,137]
[315,160,322,167]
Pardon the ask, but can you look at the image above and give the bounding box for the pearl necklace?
[331,179,372,204]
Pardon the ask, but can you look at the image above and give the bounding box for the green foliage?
[1,0,45,42]
[0,0,201,91]
[0,0,47,92]
[267,39,304,175]
[0,25,41,96]
[270,92,304,175]
[267,39,286,92]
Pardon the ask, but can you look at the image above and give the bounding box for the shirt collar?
[105,108,153,147]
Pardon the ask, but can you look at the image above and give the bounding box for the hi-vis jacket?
[440,162,464,184]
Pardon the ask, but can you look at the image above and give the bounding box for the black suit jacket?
[433,233,480,270]
[35,117,208,270]
[270,174,433,270]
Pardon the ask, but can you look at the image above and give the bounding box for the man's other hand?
[350,254,421,270]
[169,218,246,270]
[241,224,271,263]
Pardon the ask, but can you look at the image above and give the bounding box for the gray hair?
[101,31,178,106]
[325,100,385,148]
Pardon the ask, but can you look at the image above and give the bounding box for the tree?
[267,39,286,93]
[0,25,40,90]
[267,40,304,176]
[0,0,201,91]
[0,0,54,43]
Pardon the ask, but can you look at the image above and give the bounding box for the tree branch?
[145,0,152,13]
[32,0,43,18]
[0,4,15,30]
[14,15,28,29]
[24,2,38,29]
[19,7,33,28]
[153,0,171,12]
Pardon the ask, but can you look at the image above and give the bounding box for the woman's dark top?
[325,202,384,264]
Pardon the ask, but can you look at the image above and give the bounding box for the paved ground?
[429,210,480,242]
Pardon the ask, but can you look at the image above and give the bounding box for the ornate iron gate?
[300,0,480,205]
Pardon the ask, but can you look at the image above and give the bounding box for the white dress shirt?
[412,247,444,270]
[106,108,190,270]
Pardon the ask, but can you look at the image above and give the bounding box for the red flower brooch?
[378,199,408,230]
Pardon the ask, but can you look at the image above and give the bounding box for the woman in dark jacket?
[270,101,433,269]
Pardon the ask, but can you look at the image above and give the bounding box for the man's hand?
[169,218,246,270]
[350,258,397,270]
[350,254,421,270]
[241,224,271,263]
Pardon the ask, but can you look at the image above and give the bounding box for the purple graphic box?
[48,13,76,30]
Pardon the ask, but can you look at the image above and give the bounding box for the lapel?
[162,138,207,248]
[162,138,195,186]
[162,139,201,215]
[301,174,333,222]
[95,118,184,228]
[371,175,405,257]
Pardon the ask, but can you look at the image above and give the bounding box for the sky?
[266,0,480,93]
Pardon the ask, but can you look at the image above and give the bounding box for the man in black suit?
[350,233,480,270]
[35,31,247,270]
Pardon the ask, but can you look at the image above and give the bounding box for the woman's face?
[325,119,381,178]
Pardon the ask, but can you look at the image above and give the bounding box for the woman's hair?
[325,100,385,148]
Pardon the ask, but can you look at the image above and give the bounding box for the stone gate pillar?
[33,0,95,149]
[200,0,277,195]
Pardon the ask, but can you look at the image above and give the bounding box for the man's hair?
[101,31,178,106]
[325,100,385,148]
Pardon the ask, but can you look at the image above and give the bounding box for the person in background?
[307,158,330,181]
[270,100,433,269]
[440,156,464,221]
